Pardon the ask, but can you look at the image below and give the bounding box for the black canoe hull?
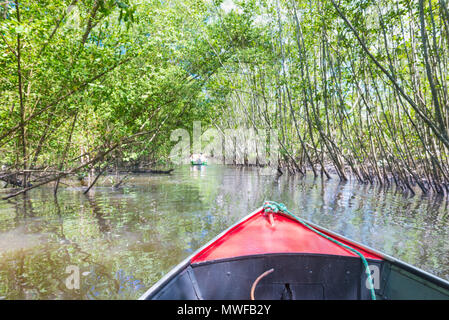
[140,252,449,300]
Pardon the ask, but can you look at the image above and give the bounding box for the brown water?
[0,165,448,299]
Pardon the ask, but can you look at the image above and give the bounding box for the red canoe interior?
[191,209,382,264]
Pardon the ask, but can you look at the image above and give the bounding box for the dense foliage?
[207,0,449,195]
[0,0,226,196]
[2,0,449,196]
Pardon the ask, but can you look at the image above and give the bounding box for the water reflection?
[0,165,448,299]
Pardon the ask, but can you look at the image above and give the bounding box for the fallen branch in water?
[113,173,129,189]
[83,164,108,194]
[1,120,169,200]
[148,169,174,174]
[1,144,118,200]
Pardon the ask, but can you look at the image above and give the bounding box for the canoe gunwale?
[300,216,449,290]
[190,252,382,268]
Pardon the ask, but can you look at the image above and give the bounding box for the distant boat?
[190,154,207,166]
[190,160,207,166]
[140,202,449,300]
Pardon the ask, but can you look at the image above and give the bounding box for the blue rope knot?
[263,201,288,215]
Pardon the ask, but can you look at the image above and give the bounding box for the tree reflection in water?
[0,165,448,299]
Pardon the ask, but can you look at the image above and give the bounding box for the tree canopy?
[1,0,449,196]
